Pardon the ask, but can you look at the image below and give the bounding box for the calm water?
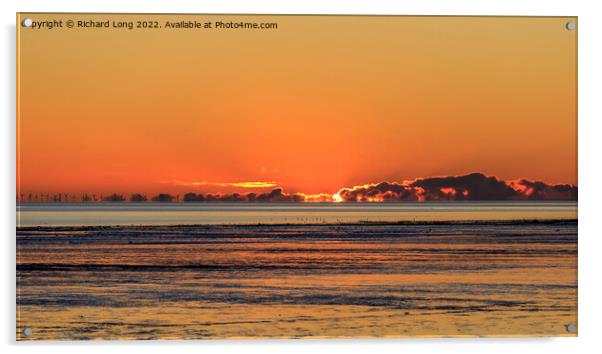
[16,201,577,226]
[17,221,577,339]
[16,202,578,339]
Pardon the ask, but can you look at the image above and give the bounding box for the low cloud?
[507,179,578,201]
[334,173,577,202]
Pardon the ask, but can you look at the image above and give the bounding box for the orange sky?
[17,14,577,196]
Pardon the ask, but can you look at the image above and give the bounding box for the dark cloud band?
[335,173,577,202]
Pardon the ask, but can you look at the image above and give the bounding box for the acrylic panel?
[16,13,578,340]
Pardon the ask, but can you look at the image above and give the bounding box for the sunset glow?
[17,15,577,199]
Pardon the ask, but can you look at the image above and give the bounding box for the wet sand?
[16,220,578,340]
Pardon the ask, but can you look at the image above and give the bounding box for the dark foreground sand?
[17,220,577,339]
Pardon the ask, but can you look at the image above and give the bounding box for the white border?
[2,1,601,353]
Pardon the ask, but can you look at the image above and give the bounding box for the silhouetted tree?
[130,193,147,202]
[103,193,126,202]
[183,193,204,202]
[152,193,174,203]
[221,193,245,202]
[204,194,218,202]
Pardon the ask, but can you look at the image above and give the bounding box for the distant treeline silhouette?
[16,189,304,203]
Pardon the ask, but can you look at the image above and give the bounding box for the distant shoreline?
[16,218,578,230]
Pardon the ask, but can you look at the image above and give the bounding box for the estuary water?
[16,201,577,226]
[17,221,577,339]
[16,202,578,339]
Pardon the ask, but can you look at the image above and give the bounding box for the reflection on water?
[17,201,578,226]
[17,220,577,339]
